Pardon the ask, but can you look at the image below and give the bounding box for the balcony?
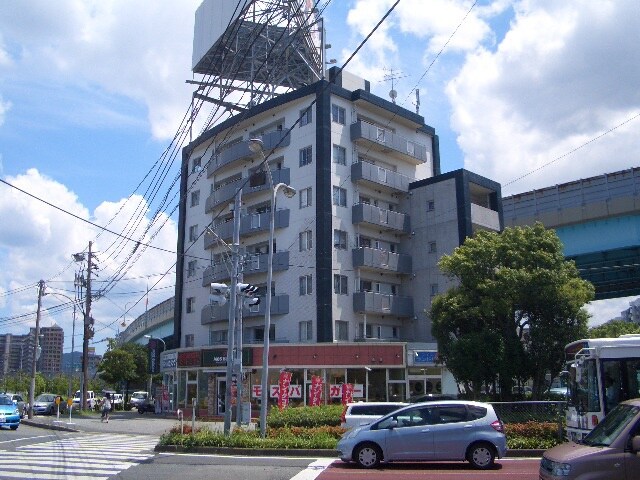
[201,294,290,325]
[471,203,501,232]
[208,129,291,177]
[350,121,427,164]
[353,291,414,318]
[352,247,412,275]
[351,161,410,193]
[204,209,290,248]
[205,168,291,213]
[202,251,290,284]
[352,203,411,234]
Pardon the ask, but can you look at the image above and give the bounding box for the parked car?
[337,400,507,469]
[137,398,156,414]
[408,393,457,403]
[102,391,123,411]
[540,399,640,480]
[130,391,148,409]
[33,393,66,415]
[340,402,408,429]
[2,393,26,418]
[0,394,21,430]
[72,390,96,409]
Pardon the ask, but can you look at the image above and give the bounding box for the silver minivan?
[337,400,507,469]
[540,399,640,480]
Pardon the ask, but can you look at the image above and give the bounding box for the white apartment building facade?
[168,69,503,415]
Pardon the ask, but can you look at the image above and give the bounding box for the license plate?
[0,414,5,422]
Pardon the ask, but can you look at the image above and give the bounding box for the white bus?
[564,334,640,442]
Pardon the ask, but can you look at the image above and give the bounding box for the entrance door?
[217,377,226,415]
[408,376,426,399]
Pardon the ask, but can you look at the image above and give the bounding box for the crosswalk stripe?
[0,432,158,480]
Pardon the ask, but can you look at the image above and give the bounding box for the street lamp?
[44,291,81,398]
[122,301,134,328]
[248,138,296,438]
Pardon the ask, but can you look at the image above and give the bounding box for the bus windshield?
[570,358,600,413]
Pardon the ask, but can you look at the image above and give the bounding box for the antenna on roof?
[383,67,408,104]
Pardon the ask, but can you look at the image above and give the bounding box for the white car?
[72,390,96,409]
[340,402,408,429]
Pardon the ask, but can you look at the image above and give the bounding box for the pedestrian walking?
[101,393,112,423]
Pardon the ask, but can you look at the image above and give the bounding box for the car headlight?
[14,408,19,415]
[542,457,571,476]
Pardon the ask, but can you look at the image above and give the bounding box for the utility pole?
[28,280,45,419]
[82,241,94,411]
[224,189,241,435]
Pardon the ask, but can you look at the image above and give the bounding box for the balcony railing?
[201,251,290,284]
[350,121,427,163]
[204,209,290,248]
[201,294,290,325]
[351,161,410,192]
[352,247,412,275]
[470,203,501,231]
[352,203,411,234]
[353,291,414,318]
[208,129,291,177]
[205,168,291,213]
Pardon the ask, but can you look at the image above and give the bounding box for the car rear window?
[467,405,488,420]
[350,404,403,416]
[434,405,469,423]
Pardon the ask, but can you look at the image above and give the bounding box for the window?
[332,104,346,124]
[211,330,227,344]
[185,334,194,347]
[333,186,347,207]
[333,144,346,165]
[250,213,261,229]
[299,107,312,126]
[430,283,439,296]
[189,225,198,242]
[376,127,386,143]
[191,157,202,174]
[336,321,348,341]
[299,321,312,342]
[299,146,313,167]
[299,230,313,251]
[334,274,348,295]
[299,187,312,208]
[187,260,197,278]
[299,274,313,295]
[429,241,437,253]
[190,190,200,207]
[333,229,347,249]
[427,200,435,212]
[186,297,196,314]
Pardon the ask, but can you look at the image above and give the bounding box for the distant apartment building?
[36,325,64,376]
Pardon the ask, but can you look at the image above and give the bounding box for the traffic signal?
[237,283,258,296]
[210,283,229,306]
[243,296,260,308]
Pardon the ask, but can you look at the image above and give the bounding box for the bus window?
[624,360,640,399]
[602,360,621,413]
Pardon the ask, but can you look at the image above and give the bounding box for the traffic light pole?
[223,189,241,436]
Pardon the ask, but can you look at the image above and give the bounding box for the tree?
[589,320,640,338]
[98,340,148,401]
[431,223,594,400]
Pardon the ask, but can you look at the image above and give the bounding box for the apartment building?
[36,325,64,376]
[168,67,503,415]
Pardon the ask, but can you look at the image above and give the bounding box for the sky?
[0,0,639,356]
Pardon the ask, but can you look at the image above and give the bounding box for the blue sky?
[1,0,639,355]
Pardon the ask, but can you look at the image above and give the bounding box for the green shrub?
[266,404,343,428]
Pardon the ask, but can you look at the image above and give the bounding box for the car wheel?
[355,443,382,469]
[467,442,496,469]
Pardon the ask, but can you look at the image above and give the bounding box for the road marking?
[0,434,61,445]
[289,458,336,480]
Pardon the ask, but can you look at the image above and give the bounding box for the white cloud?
[0,0,200,140]
[0,95,11,127]
[586,296,635,328]
[0,169,177,354]
[446,0,640,195]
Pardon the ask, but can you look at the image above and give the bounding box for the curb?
[154,445,543,458]
[21,419,79,433]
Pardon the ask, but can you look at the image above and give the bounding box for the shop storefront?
[159,342,448,417]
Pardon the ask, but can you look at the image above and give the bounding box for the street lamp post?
[248,138,296,438]
[45,291,81,398]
